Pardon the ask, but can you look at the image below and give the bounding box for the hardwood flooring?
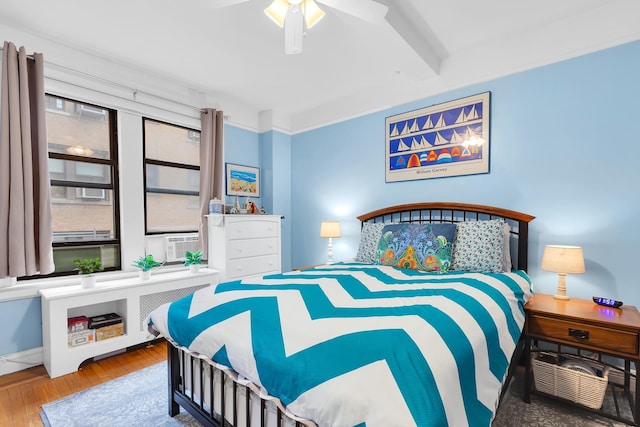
[0,339,167,427]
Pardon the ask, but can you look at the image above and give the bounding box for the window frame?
[142,117,201,235]
[43,94,121,278]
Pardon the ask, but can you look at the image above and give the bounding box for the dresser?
[207,214,282,281]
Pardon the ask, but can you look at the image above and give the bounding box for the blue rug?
[40,361,629,426]
[40,362,201,427]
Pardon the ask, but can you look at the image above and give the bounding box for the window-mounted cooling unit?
[164,236,200,262]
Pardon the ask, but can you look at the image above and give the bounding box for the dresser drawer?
[228,238,278,260]
[227,255,280,280]
[527,314,639,357]
[227,220,278,240]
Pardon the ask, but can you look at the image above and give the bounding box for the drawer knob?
[568,328,589,340]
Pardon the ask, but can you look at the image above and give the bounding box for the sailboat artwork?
[385,92,490,183]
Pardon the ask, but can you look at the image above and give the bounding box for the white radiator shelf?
[40,268,218,378]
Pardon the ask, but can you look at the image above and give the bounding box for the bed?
[147,202,535,427]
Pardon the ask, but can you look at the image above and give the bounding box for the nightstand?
[523,293,640,425]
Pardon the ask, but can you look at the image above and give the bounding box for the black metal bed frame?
[167,202,536,427]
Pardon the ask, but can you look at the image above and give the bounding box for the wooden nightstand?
[523,293,640,425]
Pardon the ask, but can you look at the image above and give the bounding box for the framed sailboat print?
[385,92,490,182]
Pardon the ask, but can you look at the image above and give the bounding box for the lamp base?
[553,272,570,300]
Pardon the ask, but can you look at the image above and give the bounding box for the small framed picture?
[225,163,260,197]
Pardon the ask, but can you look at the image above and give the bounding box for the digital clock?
[592,296,623,308]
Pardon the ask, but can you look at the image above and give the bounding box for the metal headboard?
[357,202,535,271]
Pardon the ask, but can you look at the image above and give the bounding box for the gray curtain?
[0,41,54,277]
[199,108,224,259]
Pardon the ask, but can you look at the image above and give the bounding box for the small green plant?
[73,257,104,275]
[131,254,163,272]
[184,250,203,266]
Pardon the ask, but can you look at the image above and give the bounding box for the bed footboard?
[167,342,313,427]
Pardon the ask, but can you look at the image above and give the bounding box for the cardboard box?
[68,316,89,333]
[68,329,95,347]
[95,322,124,341]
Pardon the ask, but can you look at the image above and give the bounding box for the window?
[143,118,200,234]
[45,94,121,276]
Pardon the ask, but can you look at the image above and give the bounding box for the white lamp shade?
[320,221,341,238]
[541,245,585,274]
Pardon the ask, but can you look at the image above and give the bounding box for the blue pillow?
[375,223,457,273]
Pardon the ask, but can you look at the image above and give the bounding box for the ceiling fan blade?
[206,0,251,9]
[316,0,388,23]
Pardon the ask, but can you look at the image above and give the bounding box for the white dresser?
[207,214,282,281]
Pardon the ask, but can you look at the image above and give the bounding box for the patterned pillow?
[502,222,512,272]
[375,223,457,273]
[451,219,505,273]
[355,222,386,263]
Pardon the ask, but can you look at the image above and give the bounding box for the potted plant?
[132,254,162,280]
[184,249,203,273]
[73,257,104,288]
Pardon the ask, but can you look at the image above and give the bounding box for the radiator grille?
[139,285,209,331]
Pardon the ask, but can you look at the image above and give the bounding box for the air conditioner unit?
[79,188,106,200]
[164,236,200,262]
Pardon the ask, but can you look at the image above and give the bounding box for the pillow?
[502,221,512,272]
[375,223,457,273]
[451,219,505,273]
[355,222,386,263]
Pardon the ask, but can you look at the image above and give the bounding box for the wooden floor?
[0,340,167,427]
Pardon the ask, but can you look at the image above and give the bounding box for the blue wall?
[0,298,42,354]
[223,124,262,208]
[290,40,640,308]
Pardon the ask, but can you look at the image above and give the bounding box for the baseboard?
[0,347,43,376]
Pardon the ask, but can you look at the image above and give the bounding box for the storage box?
[68,329,95,347]
[95,322,124,341]
[68,316,89,333]
[88,313,122,329]
[532,352,609,409]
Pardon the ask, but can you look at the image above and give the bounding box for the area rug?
[40,362,200,427]
[41,362,630,426]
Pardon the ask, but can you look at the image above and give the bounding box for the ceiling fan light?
[264,0,289,28]
[302,0,325,29]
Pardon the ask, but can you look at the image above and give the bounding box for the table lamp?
[320,221,341,264]
[540,245,585,300]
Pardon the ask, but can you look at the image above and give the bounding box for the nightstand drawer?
[527,314,639,357]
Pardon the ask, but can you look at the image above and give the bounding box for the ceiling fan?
[208,0,388,54]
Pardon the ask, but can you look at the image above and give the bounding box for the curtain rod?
[0,46,212,118]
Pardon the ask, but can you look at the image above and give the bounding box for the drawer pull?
[568,328,589,340]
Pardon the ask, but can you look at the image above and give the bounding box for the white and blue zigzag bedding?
[148,263,532,427]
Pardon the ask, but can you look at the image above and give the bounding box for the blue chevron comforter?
[148,263,532,427]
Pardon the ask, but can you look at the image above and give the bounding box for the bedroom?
[1,0,639,425]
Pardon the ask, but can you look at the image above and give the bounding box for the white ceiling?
[1,0,639,132]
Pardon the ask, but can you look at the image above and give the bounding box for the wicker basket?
[532,352,609,409]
